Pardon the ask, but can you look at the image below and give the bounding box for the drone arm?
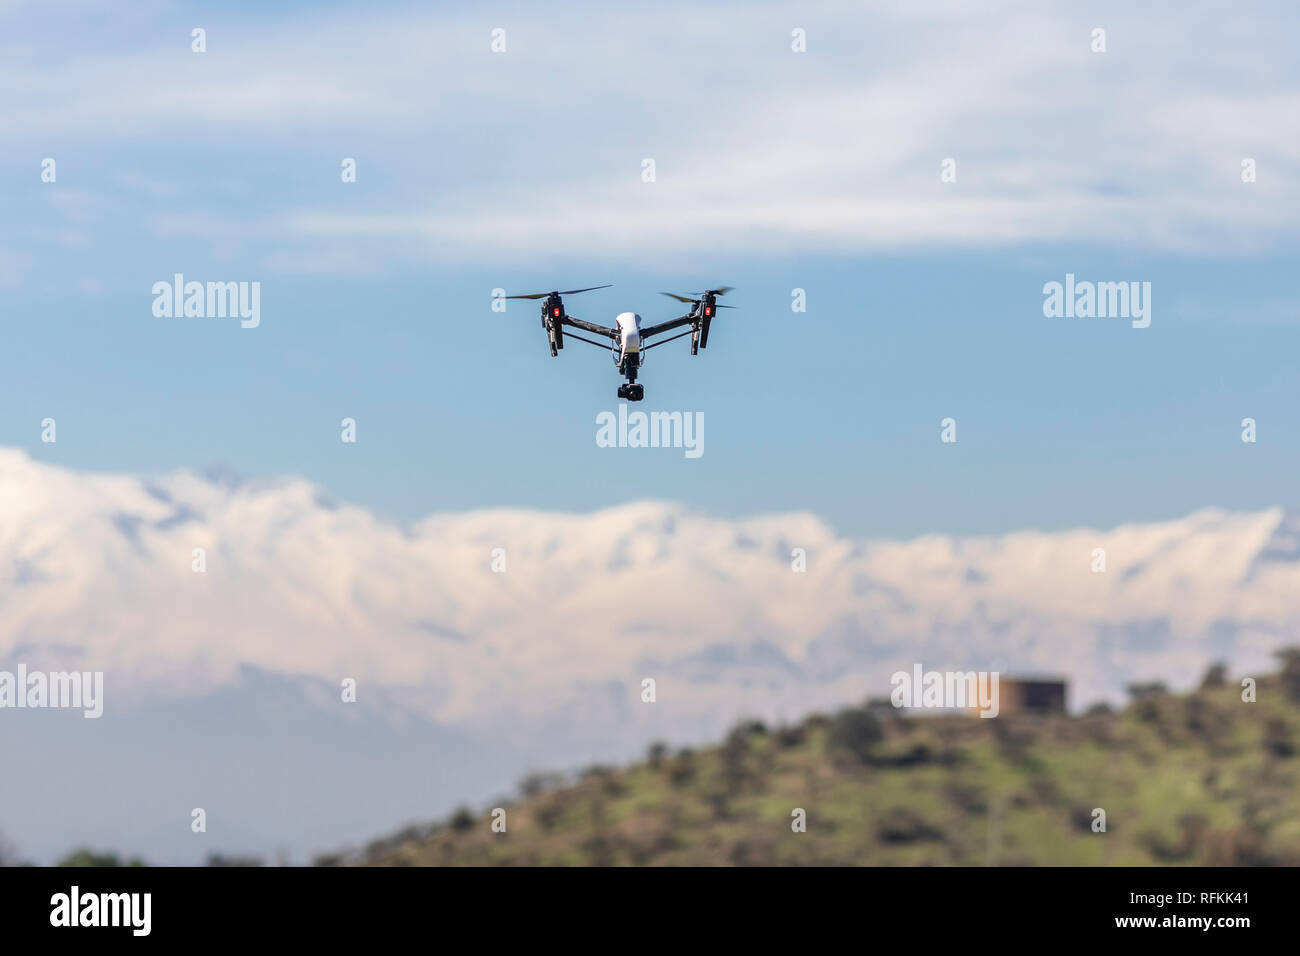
[639,313,696,339]
[562,315,618,339]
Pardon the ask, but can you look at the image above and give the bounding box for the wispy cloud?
[2,1,1298,275]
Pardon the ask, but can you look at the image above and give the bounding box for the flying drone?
[505,284,736,401]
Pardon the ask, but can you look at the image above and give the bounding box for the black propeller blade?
[661,289,738,309]
[661,286,735,302]
[505,284,612,300]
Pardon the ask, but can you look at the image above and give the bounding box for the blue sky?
[2,0,1298,538]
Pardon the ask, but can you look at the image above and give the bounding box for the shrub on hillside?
[828,707,882,763]
[449,807,476,832]
[646,741,669,768]
[1199,662,1228,689]
[1277,648,1300,702]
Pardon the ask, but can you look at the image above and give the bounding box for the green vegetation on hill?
[337,651,1300,866]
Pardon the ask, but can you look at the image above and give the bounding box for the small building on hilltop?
[994,677,1067,715]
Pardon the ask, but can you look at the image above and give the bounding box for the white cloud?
[3,1,1298,269]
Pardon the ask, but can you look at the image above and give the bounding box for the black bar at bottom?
[0,864,1277,943]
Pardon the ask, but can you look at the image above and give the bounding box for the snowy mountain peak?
[0,448,1295,734]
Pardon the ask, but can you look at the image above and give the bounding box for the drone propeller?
[505,284,612,300]
[661,288,738,309]
[662,286,734,300]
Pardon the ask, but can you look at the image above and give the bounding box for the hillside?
[337,653,1300,866]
